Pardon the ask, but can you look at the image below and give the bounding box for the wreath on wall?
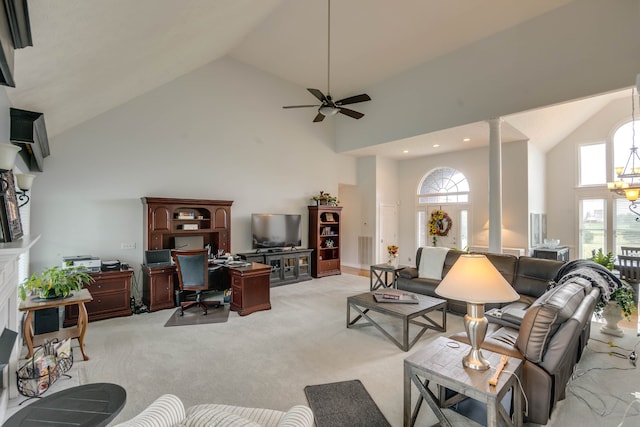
[428,209,452,237]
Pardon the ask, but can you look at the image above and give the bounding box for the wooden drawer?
[89,277,127,293]
[64,291,131,325]
[319,259,340,271]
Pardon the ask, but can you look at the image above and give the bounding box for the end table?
[404,336,523,427]
[370,263,406,291]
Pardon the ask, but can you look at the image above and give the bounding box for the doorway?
[380,204,398,263]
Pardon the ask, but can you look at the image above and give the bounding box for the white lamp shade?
[435,254,519,304]
[16,173,35,190]
[319,106,340,116]
[0,143,21,171]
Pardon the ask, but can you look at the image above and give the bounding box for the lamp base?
[463,302,490,371]
[463,348,491,371]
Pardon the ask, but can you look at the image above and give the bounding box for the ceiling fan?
[283,0,371,122]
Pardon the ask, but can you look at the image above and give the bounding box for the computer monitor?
[174,235,204,251]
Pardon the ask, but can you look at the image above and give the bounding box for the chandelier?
[608,74,640,219]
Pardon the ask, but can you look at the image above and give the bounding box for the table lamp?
[435,254,518,370]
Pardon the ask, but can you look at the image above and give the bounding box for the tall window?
[576,119,640,258]
[416,167,469,249]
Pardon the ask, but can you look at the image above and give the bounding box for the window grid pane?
[579,199,606,259]
[579,143,606,186]
[614,198,640,254]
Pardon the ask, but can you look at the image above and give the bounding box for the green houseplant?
[19,265,94,301]
[590,249,636,320]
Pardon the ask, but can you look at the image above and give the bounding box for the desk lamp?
[435,254,518,370]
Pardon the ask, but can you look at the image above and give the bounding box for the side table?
[19,288,93,361]
[404,336,523,427]
[370,263,406,290]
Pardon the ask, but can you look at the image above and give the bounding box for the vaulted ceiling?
[3,0,630,157]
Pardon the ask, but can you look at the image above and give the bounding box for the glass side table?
[370,263,407,290]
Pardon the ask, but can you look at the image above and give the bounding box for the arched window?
[418,167,469,204]
[416,167,470,249]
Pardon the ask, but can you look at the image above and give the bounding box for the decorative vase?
[387,255,398,267]
[600,301,624,337]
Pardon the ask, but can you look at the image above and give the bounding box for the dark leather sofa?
[397,248,602,425]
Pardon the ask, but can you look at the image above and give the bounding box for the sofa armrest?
[277,405,315,427]
[112,394,185,427]
[398,267,418,279]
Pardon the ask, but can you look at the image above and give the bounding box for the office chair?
[171,249,220,316]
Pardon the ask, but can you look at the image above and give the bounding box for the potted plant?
[311,191,339,206]
[19,265,94,301]
[590,249,636,335]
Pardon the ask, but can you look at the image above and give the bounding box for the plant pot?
[600,301,624,337]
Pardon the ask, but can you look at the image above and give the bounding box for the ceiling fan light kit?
[283,0,371,122]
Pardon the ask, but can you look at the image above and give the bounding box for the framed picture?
[324,213,336,222]
[0,170,23,242]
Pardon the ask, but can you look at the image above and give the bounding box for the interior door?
[379,204,398,263]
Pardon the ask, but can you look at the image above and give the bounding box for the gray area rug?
[304,379,391,427]
[163,305,229,327]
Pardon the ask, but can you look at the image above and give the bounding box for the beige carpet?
[5,274,640,426]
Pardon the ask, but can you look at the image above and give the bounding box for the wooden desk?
[229,262,271,316]
[19,288,93,361]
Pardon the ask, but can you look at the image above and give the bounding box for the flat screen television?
[252,213,302,250]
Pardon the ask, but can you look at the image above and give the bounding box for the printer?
[62,255,101,273]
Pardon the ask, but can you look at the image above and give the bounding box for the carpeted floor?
[4,273,640,426]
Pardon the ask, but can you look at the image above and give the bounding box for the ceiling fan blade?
[338,107,364,120]
[313,112,326,122]
[283,105,320,109]
[336,93,371,106]
[307,88,327,102]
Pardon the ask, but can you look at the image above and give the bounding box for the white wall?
[27,57,358,287]
[335,0,640,152]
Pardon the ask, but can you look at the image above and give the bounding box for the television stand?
[238,248,313,287]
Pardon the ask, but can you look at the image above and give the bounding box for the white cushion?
[418,247,449,279]
[186,404,284,427]
[177,408,261,427]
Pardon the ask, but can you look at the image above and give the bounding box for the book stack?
[177,211,195,219]
[373,289,419,304]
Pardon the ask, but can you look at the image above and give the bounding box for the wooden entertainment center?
[238,248,313,286]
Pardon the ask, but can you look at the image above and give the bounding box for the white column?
[488,118,503,253]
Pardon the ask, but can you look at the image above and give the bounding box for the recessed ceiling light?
[463,138,471,142]
[403,150,409,154]
[433,144,440,148]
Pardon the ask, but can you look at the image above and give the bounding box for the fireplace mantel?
[0,234,39,420]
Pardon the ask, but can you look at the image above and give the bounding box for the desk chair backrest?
[618,254,640,283]
[172,249,209,290]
